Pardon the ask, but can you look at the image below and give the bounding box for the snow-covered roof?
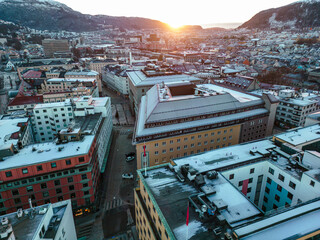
[274,124,320,146]
[47,78,96,82]
[1,135,94,169]
[0,118,29,148]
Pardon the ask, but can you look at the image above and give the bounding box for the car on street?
[122,173,134,179]
[126,156,135,162]
[125,152,135,157]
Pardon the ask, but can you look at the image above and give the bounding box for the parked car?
[125,152,135,157]
[126,156,135,162]
[122,173,133,179]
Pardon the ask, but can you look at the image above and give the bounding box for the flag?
[186,202,189,226]
[143,142,146,157]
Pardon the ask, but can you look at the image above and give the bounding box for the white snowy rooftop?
[34,99,72,109]
[65,71,98,76]
[237,200,320,240]
[1,135,94,170]
[171,140,276,174]
[0,118,29,149]
[274,124,320,146]
[47,78,96,82]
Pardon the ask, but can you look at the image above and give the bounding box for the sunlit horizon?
[56,0,298,27]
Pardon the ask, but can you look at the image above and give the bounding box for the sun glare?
[169,22,184,29]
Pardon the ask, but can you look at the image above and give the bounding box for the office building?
[42,39,70,58]
[133,82,278,169]
[64,70,102,94]
[135,126,320,240]
[0,200,77,240]
[102,64,130,95]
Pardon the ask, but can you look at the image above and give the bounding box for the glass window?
[51,162,57,168]
[37,165,43,171]
[22,168,28,174]
[65,159,71,165]
[5,171,12,177]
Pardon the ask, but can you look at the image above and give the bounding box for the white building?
[33,96,112,143]
[0,200,77,240]
[275,90,319,127]
[102,65,130,95]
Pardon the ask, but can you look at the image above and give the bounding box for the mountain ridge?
[240,0,320,29]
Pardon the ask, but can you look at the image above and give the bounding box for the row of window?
[35,107,72,114]
[154,144,232,156]
[268,167,297,190]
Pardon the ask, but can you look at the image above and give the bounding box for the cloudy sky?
[57,0,297,27]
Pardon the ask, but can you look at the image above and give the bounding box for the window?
[250,168,255,174]
[162,150,166,154]
[198,135,201,139]
[37,165,43,171]
[162,142,166,146]
[12,190,19,196]
[247,187,251,193]
[155,151,159,155]
[26,186,33,192]
[22,168,28,174]
[66,159,71,165]
[275,194,280,202]
[229,174,234,180]
[184,145,188,149]
[310,180,315,187]
[155,143,159,147]
[268,167,274,175]
[69,185,75,191]
[56,188,62,194]
[238,181,243,187]
[79,157,85,162]
[81,174,87,180]
[71,193,76,198]
[197,142,201,146]
[83,183,88,188]
[51,162,57,168]
[14,198,21,204]
[287,192,293,200]
[191,136,195,140]
[5,171,12,177]
[248,178,253,183]
[273,204,278,210]
[267,177,271,184]
[277,185,282,192]
[177,146,181,150]
[265,187,270,194]
[289,181,296,190]
[170,148,173,152]
[263,196,268,202]
[278,174,285,182]
[54,180,60,186]
[191,143,195,147]
[184,138,188,141]
[41,183,47,189]
[177,139,180,143]
[84,191,89,195]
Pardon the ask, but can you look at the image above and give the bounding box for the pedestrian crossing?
[104,198,123,211]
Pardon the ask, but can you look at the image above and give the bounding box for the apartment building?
[64,70,102,94]
[127,68,201,115]
[102,64,130,95]
[133,82,278,169]
[0,116,111,214]
[275,89,319,127]
[87,59,118,73]
[135,131,320,240]
[7,95,43,114]
[33,96,111,143]
[42,78,99,103]
[0,200,77,240]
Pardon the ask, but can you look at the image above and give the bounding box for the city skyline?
[56,0,297,28]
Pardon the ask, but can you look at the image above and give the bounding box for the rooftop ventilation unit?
[206,171,218,180]
[17,208,23,218]
[1,217,8,226]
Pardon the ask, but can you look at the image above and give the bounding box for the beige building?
[134,82,278,169]
[65,70,102,94]
[87,59,118,74]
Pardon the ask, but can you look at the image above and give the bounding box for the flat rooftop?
[47,78,96,82]
[0,118,28,148]
[127,70,200,87]
[1,135,94,170]
[274,124,320,146]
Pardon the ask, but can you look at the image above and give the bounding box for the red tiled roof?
[8,95,43,106]
[22,70,42,79]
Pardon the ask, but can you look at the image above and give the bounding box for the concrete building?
[133,82,278,169]
[102,64,130,95]
[275,89,319,127]
[42,39,70,58]
[305,111,320,126]
[33,96,111,143]
[127,69,201,115]
[0,200,77,240]
[135,129,320,240]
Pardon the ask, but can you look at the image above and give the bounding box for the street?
[76,84,137,240]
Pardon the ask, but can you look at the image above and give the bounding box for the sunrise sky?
[57,0,298,28]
